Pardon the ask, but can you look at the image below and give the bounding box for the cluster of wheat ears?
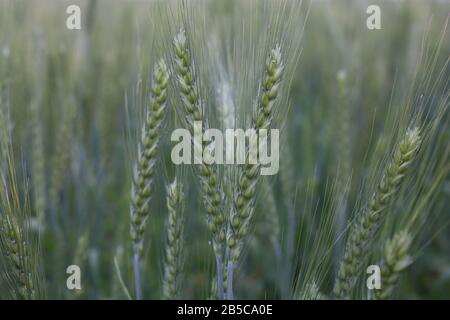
[0,0,449,300]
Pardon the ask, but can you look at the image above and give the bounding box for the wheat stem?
[114,255,132,300]
[215,254,225,299]
[132,253,142,300]
[226,258,234,300]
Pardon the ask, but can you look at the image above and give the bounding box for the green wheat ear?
[173,30,226,251]
[334,127,421,298]
[0,148,39,299]
[162,177,185,300]
[227,45,284,264]
[129,58,169,299]
[0,215,35,299]
[374,230,413,300]
[222,45,284,300]
[130,58,169,256]
[173,29,230,299]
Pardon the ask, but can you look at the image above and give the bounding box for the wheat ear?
[0,151,37,299]
[334,127,421,298]
[129,58,169,300]
[374,230,413,300]
[225,45,284,299]
[173,29,226,298]
[0,215,35,299]
[162,178,184,300]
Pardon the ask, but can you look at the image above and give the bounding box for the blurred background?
[0,0,449,299]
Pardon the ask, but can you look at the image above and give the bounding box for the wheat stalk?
[374,230,413,300]
[334,127,422,298]
[129,58,169,300]
[162,178,184,300]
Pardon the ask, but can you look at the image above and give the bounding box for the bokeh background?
[0,0,449,299]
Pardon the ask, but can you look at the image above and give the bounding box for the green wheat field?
[0,0,449,300]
